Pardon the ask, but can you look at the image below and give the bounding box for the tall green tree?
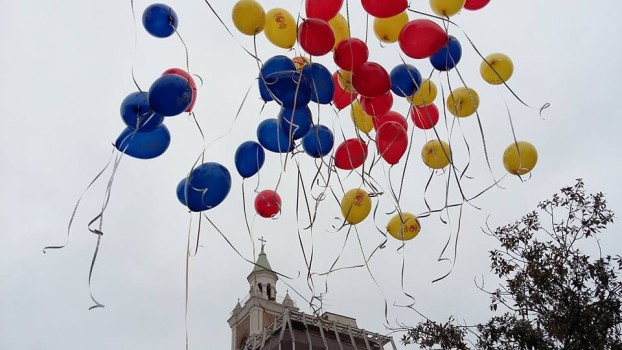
[402,180,622,349]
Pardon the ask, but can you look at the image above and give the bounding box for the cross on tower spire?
[258,236,267,249]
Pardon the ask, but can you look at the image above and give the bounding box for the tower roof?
[253,246,272,272]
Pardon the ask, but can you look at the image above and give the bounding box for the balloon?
[480,53,514,85]
[422,139,451,169]
[503,141,538,176]
[408,79,437,107]
[148,74,193,116]
[120,92,164,132]
[333,38,369,71]
[336,69,355,93]
[399,19,448,59]
[411,104,439,130]
[162,68,197,112]
[373,110,408,132]
[231,0,266,35]
[264,8,297,49]
[430,0,466,17]
[234,141,266,178]
[340,188,372,225]
[389,64,421,99]
[185,162,232,212]
[265,71,312,108]
[351,100,374,133]
[142,3,178,38]
[298,18,335,56]
[302,124,334,158]
[361,0,408,18]
[254,189,282,218]
[373,11,408,43]
[464,0,490,10]
[176,178,188,206]
[334,138,368,170]
[301,62,334,104]
[429,35,462,71]
[360,91,393,117]
[258,56,296,102]
[332,71,357,109]
[387,213,420,241]
[257,118,295,153]
[376,122,408,165]
[115,124,171,160]
[328,13,350,49]
[278,106,313,140]
[352,62,391,98]
[306,0,343,20]
[446,87,479,118]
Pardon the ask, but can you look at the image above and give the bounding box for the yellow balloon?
[480,53,514,85]
[387,213,420,241]
[329,13,350,50]
[373,11,408,43]
[430,0,465,17]
[446,87,479,118]
[408,79,437,107]
[264,8,297,49]
[503,141,538,176]
[340,189,372,225]
[351,100,374,134]
[422,140,451,169]
[231,0,266,35]
[337,69,355,93]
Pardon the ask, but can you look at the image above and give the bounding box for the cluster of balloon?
[226,0,539,241]
[127,3,233,212]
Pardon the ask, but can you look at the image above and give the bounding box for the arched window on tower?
[257,283,263,295]
[267,283,273,300]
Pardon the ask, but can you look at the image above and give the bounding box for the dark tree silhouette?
[402,180,622,349]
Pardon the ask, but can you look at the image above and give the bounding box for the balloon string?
[43,147,117,253]
[129,0,144,93]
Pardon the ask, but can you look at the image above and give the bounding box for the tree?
[402,180,622,349]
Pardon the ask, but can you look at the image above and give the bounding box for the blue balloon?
[234,141,265,178]
[120,91,164,132]
[278,106,313,140]
[176,178,188,206]
[148,74,192,117]
[265,71,312,108]
[301,63,334,105]
[390,64,422,97]
[115,124,171,159]
[185,162,231,212]
[302,125,334,158]
[142,3,178,38]
[259,56,297,102]
[257,118,294,153]
[430,35,462,71]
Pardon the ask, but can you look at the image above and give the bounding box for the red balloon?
[332,71,357,109]
[352,62,390,98]
[360,91,393,117]
[333,38,369,71]
[162,68,197,112]
[254,189,282,218]
[399,20,448,59]
[306,0,343,20]
[334,138,368,170]
[298,18,335,56]
[373,110,407,132]
[410,103,439,130]
[464,0,490,10]
[376,122,408,165]
[361,0,407,18]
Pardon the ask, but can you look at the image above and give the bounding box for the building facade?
[227,246,396,350]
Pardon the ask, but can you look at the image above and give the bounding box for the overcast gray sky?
[1,1,621,349]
